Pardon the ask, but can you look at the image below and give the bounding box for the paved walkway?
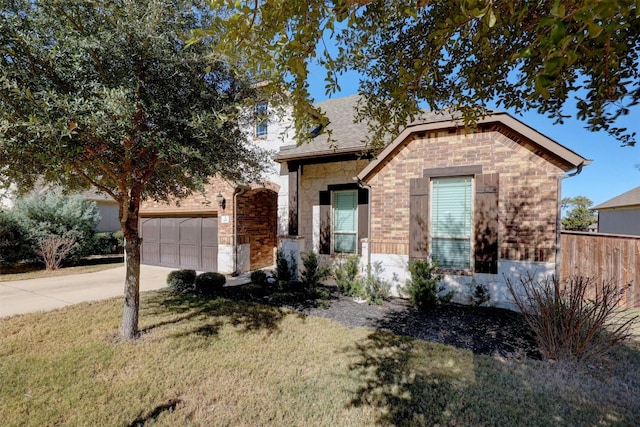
[0,265,251,318]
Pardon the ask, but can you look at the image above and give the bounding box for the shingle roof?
[274,95,464,162]
[274,95,590,173]
[593,186,640,209]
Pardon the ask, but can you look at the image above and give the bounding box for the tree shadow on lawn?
[140,288,308,338]
[345,329,640,426]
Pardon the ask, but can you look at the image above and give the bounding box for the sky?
[304,68,640,208]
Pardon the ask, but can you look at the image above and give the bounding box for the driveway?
[0,265,174,317]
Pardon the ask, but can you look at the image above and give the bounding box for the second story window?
[255,102,268,138]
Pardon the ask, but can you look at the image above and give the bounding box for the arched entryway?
[236,188,278,269]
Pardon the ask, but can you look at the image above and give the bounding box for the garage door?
[140,217,217,271]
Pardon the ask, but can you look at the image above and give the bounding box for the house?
[593,186,640,236]
[80,189,120,233]
[275,95,591,307]
[138,103,295,274]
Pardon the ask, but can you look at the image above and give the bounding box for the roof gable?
[594,186,640,209]
[357,112,590,181]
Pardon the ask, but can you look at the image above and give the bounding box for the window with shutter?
[431,177,472,269]
[333,190,358,253]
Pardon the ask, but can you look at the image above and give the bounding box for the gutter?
[555,162,586,279]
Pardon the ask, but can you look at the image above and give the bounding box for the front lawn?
[1,289,638,426]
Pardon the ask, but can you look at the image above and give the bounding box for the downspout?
[234,187,248,276]
[356,178,372,275]
[555,162,585,278]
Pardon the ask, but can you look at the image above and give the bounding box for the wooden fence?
[560,231,640,308]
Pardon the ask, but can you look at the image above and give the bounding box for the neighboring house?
[593,186,640,236]
[275,95,591,307]
[80,189,120,233]
[138,103,295,274]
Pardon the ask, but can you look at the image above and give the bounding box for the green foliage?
[274,248,297,283]
[12,190,100,265]
[91,232,124,255]
[300,252,331,289]
[561,196,597,231]
[0,210,34,264]
[194,272,226,295]
[506,273,639,362]
[0,0,270,337]
[202,0,639,148]
[466,280,491,307]
[250,269,269,287]
[403,259,453,310]
[363,261,391,305]
[334,254,364,298]
[167,269,197,294]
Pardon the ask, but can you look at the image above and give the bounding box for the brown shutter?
[474,173,499,274]
[288,166,298,235]
[319,191,331,254]
[357,188,369,253]
[409,177,430,260]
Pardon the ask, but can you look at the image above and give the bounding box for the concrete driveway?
[0,265,174,317]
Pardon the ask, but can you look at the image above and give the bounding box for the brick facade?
[237,188,278,269]
[365,128,564,263]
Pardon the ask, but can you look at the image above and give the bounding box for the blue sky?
[305,69,640,207]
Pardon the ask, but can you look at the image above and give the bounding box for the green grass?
[0,260,123,281]
[1,290,639,426]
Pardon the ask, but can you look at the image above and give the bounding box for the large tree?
[0,0,268,339]
[561,196,597,231]
[196,0,639,149]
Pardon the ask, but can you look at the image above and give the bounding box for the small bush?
[300,252,331,289]
[334,254,364,298]
[194,272,226,295]
[250,269,268,287]
[0,210,34,264]
[91,232,122,255]
[363,261,391,305]
[274,248,296,283]
[167,269,197,293]
[466,280,491,307]
[403,259,453,310]
[506,273,639,362]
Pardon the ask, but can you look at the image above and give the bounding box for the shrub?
[250,269,268,287]
[506,273,639,362]
[300,252,331,289]
[167,269,197,293]
[0,210,34,264]
[334,254,364,298]
[194,272,226,295]
[35,235,77,270]
[466,280,491,307]
[274,248,297,283]
[12,190,100,265]
[403,259,453,310]
[363,261,391,305]
[90,232,122,255]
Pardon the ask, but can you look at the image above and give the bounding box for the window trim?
[332,189,358,254]
[255,102,268,138]
[429,176,474,271]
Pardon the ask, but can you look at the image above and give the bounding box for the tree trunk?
[120,206,142,340]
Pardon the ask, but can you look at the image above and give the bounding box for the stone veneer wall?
[298,159,370,253]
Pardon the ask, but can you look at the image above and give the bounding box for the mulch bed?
[221,284,540,359]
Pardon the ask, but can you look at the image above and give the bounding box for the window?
[431,177,472,269]
[333,190,358,253]
[255,102,268,137]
